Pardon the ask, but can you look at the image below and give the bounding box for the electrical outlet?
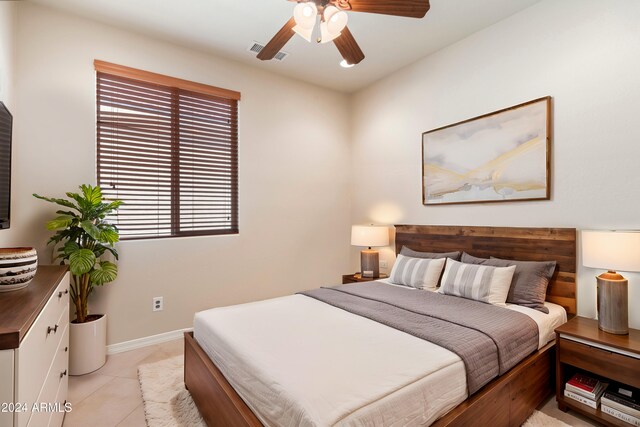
[153,297,163,312]
[379,260,388,269]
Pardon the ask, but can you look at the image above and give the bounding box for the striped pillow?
[438,259,516,306]
[389,254,446,291]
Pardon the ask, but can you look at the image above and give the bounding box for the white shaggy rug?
[138,356,571,427]
[138,356,205,427]
[522,410,572,427]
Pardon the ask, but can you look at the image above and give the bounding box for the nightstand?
[342,273,389,284]
[555,316,640,427]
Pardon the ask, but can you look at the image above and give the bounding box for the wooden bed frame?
[185,225,577,427]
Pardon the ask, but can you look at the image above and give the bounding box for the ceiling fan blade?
[333,27,365,65]
[257,17,296,61]
[340,0,430,18]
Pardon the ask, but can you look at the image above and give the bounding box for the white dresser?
[0,266,70,427]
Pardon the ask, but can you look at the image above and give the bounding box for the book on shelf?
[564,389,598,409]
[566,373,606,400]
[567,372,600,392]
[601,404,640,427]
[566,382,607,400]
[603,383,640,416]
[602,396,640,419]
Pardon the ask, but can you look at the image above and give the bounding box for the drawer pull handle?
[64,346,68,352]
[47,324,59,334]
[60,370,67,379]
[57,289,69,298]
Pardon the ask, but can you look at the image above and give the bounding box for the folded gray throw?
[300,282,538,394]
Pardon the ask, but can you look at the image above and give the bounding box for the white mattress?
[193,284,566,427]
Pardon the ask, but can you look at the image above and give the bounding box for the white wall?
[0,2,352,345]
[0,1,17,110]
[350,0,640,327]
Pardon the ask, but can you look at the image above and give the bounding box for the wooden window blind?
[95,61,240,240]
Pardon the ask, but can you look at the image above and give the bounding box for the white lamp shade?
[582,230,640,272]
[320,6,347,43]
[293,2,317,29]
[351,225,389,247]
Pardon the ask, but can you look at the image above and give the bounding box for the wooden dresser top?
[0,265,68,350]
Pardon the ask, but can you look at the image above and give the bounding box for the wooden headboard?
[394,225,577,315]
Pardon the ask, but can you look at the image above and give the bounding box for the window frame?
[95,60,240,241]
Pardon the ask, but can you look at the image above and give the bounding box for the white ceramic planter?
[69,314,107,375]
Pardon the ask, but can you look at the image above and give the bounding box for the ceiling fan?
[257,0,431,67]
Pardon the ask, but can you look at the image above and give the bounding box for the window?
[95,61,240,240]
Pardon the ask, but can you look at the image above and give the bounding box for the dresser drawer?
[47,361,69,427]
[25,325,69,427]
[16,273,70,427]
[558,337,640,388]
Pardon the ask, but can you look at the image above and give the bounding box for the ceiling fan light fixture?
[293,2,318,29]
[320,6,348,43]
[340,60,355,68]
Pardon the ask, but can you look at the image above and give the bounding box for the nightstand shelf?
[558,398,634,427]
[342,273,389,284]
[555,316,640,427]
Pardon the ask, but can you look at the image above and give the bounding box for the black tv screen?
[0,102,12,230]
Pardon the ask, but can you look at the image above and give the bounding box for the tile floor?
[63,338,598,427]
[63,339,182,427]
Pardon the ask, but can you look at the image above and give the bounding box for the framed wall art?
[422,96,551,205]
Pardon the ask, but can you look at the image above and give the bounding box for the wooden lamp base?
[597,271,629,335]
[360,249,380,278]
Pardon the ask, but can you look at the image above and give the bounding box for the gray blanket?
[300,282,539,394]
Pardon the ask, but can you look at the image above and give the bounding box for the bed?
[184,225,577,427]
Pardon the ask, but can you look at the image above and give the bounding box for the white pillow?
[388,254,446,291]
[438,258,516,306]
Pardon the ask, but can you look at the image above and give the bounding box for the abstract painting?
[422,97,551,205]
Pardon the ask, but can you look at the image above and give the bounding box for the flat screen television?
[0,102,12,230]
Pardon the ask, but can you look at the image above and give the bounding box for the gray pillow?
[400,246,461,261]
[460,253,556,313]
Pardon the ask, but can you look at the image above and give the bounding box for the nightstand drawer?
[559,338,640,388]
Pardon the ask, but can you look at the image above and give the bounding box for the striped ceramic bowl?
[0,248,38,292]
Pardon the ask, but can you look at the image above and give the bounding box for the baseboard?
[107,327,193,355]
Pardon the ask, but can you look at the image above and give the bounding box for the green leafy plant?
[34,185,123,323]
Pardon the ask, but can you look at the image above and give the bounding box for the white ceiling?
[28,0,542,93]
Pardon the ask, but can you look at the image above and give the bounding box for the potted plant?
[34,185,122,375]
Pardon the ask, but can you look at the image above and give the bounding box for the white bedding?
[193,283,566,427]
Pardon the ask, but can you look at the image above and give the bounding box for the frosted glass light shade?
[293,2,318,43]
[325,6,347,32]
[582,230,640,272]
[293,2,317,29]
[320,6,348,43]
[351,225,389,247]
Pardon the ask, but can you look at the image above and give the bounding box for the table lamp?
[351,225,389,278]
[582,230,640,335]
